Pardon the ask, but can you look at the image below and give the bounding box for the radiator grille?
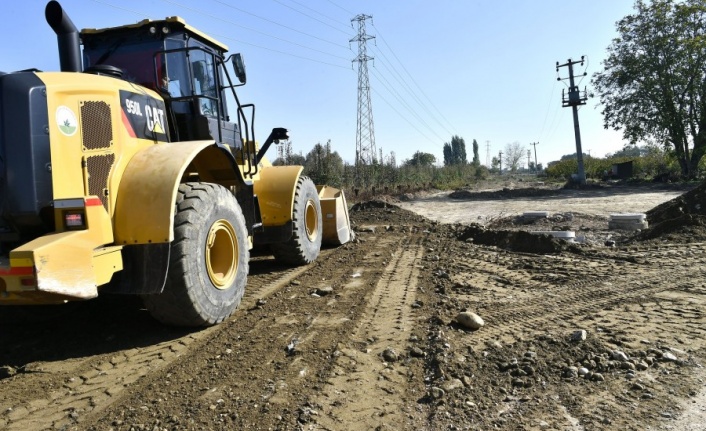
[86,153,115,211]
[80,101,113,150]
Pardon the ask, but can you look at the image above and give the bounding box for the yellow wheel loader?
[0,1,352,326]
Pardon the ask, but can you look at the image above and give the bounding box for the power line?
[372,88,437,146]
[372,22,457,135]
[270,0,351,34]
[211,32,351,69]
[156,0,351,59]
[91,0,150,18]
[94,0,353,69]
[326,0,355,16]
[202,0,350,49]
[369,68,445,143]
[368,44,453,138]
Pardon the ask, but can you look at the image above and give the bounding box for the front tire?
[270,176,322,265]
[143,182,249,327]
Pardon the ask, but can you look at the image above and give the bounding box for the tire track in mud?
[83,233,409,430]
[0,254,327,431]
[310,236,424,431]
[445,243,706,347]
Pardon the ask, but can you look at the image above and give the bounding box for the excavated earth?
[2,181,706,430]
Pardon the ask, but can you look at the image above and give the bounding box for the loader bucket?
[316,185,353,245]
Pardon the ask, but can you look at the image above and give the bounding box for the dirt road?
[1,183,705,430]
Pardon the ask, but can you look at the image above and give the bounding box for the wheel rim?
[205,219,238,290]
[304,199,319,242]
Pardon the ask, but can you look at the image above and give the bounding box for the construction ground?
[2,179,706,431]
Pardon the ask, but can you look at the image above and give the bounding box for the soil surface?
[2,180,706,431]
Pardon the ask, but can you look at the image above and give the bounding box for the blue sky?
[3,1,636,167]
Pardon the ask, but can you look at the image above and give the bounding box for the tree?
[404,151,436,167]
[272,141,305,166]
[592,0,706,177]
[442,135,467,166]
[491,156,501,172]
[303,140,343,187]
[443,143,454,166]
[472,139,480,167]
[503,141,524,171]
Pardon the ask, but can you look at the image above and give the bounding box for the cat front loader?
[0,1,352,326]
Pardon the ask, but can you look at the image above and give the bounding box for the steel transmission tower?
[351,14,376,184]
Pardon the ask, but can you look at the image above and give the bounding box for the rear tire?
[143,182,249,327]
[270,176,322,266]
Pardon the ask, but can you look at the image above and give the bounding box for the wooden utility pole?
[557,57,588,184]
[530,142,539,171]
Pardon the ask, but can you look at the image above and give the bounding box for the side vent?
[86,154,115,211]
[80,101,112,150]
[80,100,115,212]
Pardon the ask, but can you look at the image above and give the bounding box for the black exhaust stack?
[45,1,82,72]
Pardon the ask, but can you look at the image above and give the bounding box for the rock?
[510,369,527,377]
[631,383,645,391]
[441,379,464,393]
[563,367,579,379]
[635,361,648,371]
[285,339,299,356]
[570,330,587,342]
[315,286,334,296]
[382,348,399,363]
[578,367,589,377]
[605,240,616,247]
[612,351,629,362]
[620,361,636,370]
[435,270,450,279]
[430,387,446,399]
[511,378,527,388]
[0,366,17,378]
[409,347,426,358]
[456,312,484,330]
[661,352,678,362]
[591,373,605,382]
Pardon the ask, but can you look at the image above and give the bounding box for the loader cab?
[81,17,251,151]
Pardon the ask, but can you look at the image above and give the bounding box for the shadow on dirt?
[0,257,299,373]
[0,294,194,373]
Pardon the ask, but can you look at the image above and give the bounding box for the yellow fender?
[114,140,237,244]
[253,165,303,227]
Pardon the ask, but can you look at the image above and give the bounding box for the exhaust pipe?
[45,1,82,72]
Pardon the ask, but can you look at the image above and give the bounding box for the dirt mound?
[638,180,706,242]
[449,187,561,200]
[350,200,428,226]
[350,199,392,211]
[457,224,572,254]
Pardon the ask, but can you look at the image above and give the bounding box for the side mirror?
[232,53,246,84]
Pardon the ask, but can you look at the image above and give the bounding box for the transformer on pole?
[557,57,589,184]
[351,14,376,187]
